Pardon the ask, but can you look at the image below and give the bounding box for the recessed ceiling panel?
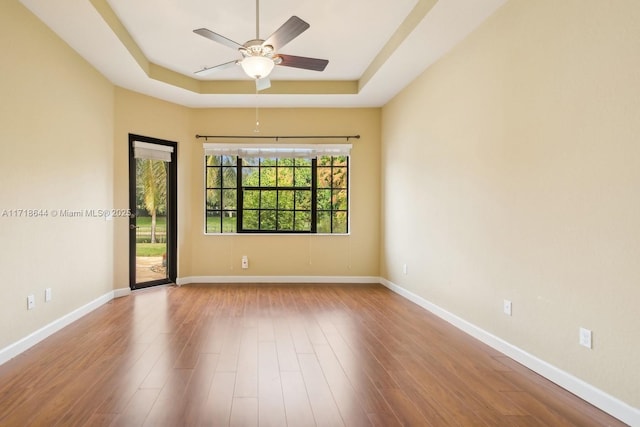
[106,0,418,81]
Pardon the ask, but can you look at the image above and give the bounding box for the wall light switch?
[27,295,35,310]
[45,288,52,302]
[241,255,249,269]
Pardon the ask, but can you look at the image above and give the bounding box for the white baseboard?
[0,290,115,366]
[176,275,379,286]
[379,278,639,427]
[113,287,132,298]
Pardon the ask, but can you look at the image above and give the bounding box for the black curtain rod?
[196,134,360,142]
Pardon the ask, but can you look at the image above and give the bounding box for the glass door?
[129,134,177,290]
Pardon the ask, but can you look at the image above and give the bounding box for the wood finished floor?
[0,284,626,426]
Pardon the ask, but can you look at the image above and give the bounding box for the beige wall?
[187,108,380,278]
[0,2,115,349]
[113,88,192,287]
[112,94,380,281]
[381,0,640,408]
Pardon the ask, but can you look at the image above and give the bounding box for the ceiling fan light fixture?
[241,55,275,79]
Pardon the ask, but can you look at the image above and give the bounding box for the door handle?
[130,224,139,230]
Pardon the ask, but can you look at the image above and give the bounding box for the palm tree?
[137,159,167,243]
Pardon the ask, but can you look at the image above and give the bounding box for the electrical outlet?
[503,299,512,316]
[403,264,408,275]
[241,255,249,269]
[45,288,52,302]
[579,327,592,349]
[27,295,35,310]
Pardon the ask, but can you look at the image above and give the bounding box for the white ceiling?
[20,0,507,108]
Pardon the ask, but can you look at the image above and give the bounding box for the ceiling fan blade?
[276,54,328,72]
[194,60,239,76]
[256,77,271,91]
[193,28,244,50]
[263,16,309,50]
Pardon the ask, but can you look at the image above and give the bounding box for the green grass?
[136,216,166,231]
[206,216,237,233]
[136,243,166,257]
[136,216,167,243]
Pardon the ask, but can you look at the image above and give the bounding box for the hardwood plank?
[298,353,345,427]
[313,344,372,427]
[258,341,287,427]
[215,319,243,372]
[182,353,220,426]
[82,412,119,427]
[110,388,161,427]
[230,397,258,427]
[197,371,235,426]
[142,368,192,426]
[234,326,258,398]
[280,370,316,427]
[274,317,300,372]
[379,387,437,427]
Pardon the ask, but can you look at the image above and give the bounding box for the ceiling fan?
[193,0,329,91]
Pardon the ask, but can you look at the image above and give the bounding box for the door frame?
[128,133,178,290]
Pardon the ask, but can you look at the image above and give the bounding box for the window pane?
[206,155,219,166]
[279,158,294,166]
[206,167,221,188]
[294,167,312,187]
[244,190,260,209]
[295,211,311,231]
[317,189,331,211]
[242,157,259,167]
[206,189,221,210]
[206,212,221,233]
[222,155,236,166]
[261,157,277,167]
[278,190,294,209]
[222,189,236,210]
[278,167,294,186]
[261,210,276,230]
[332,189,348,210]
[278,211,294,231]
[333,167,348,187]
[242,167,259,186]
[243,210,259,230]
[317,167,332,188]
[261,190,277,209]
[295,158,311,167]
[222,212,236,232]
[333,156,347,166]
[223,167,237,188]
[261,167,276,187]
[317,211,331,233]
[318,156,331,166]
[333,211,348,233]
[295,190,311,210]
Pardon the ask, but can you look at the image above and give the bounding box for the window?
[205,143,350,234]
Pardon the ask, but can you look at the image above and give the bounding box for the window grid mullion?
[276,159,280,231]
[311,158,317,233]
[236,157,242,232]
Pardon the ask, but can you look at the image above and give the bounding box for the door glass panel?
[135,158,168,283]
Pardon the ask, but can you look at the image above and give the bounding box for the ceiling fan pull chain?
[254,86,261,133]
[255,0,260,39]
